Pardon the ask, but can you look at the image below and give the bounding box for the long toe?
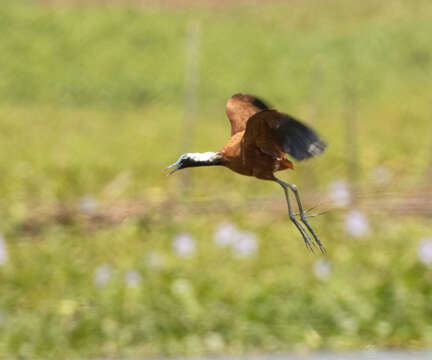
[298,216,325,253]
[291,218,314,252]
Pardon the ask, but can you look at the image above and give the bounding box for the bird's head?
[165,153,193,175]
[166,152,222,175]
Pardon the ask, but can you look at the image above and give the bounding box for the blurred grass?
[1,0,432,358]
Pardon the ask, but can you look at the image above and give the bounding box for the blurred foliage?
[0,0,432,358]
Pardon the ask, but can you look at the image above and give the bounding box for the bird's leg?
[276,179,314,252]
[287,183,326,253]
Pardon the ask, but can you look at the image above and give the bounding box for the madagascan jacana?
[167,94,327,252]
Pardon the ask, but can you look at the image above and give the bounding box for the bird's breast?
[220,133,293,179]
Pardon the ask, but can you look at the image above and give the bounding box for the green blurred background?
[1,0,432,358]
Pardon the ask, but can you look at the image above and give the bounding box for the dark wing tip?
[293,138,327,161]
[230,93,271,111]
[252,97,270,111]
[275,114,327,161]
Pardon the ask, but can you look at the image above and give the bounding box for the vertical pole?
[428,99,432,180]
[180,20,201,194]
[345,85,359,207]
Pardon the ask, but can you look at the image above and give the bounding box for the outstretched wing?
[226,93,270,136]
[244,109,327,161]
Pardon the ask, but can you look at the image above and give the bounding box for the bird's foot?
[296,211,327,254]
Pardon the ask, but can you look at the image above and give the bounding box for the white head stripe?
[187,152,221,162]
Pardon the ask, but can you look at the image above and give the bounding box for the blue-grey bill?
[165,160,181,175]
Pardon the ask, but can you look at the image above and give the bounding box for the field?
[1,0,432,358]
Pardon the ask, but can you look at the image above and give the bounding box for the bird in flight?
[167,94,327,252]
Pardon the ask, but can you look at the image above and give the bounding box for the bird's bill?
[165,159,182,175]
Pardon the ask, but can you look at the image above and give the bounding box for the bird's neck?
[185,152,223,168]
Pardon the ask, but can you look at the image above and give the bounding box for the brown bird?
[167,93,327,252]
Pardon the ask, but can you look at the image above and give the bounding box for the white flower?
[214,222,238,247]
[345,209,370,237]
[94,264,113,287]
[0,235,8,266]
[232,231,258,258]
[79,195,98,214]
[173,233,196,257]
[213,223,259,258]
[125,270,142,288]
[418,238,432,266]
[328,179,351,207]
[314,259,331,281]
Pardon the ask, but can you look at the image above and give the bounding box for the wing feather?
[244,110,327,161]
